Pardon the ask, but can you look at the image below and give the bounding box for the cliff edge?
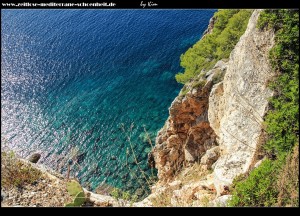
[147,9,275,206]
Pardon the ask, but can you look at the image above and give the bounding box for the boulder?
[200,146,220,169]
[1,190,6,202]
[209,195,232,207]
[28,153,41,163]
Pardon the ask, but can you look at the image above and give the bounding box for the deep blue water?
[1,9,215,198]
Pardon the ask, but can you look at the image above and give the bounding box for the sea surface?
[1,9,215,198]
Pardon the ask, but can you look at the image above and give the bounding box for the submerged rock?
[76,152,86,164]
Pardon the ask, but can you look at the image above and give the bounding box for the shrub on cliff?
[229,159,279,206]
[1,151,42,189]
[230,144,299,207]
[259,9,299,156]
[175,9,252,84]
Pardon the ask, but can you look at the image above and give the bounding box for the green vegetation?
[66,180,84,197]
[229,9,299,207]
[1,151,42,189]
[191,80,206,89]
[179,85,189,97]
[230,159,279,206]
[110,187,138,205]
[65,191,86,207]
[65,180,86,207]
[259,10,299,156]
[176,9,252,84]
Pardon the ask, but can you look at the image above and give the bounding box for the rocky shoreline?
[1,154,129,207]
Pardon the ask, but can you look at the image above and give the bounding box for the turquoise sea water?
[1,9,215,198]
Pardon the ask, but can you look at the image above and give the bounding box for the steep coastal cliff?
[145,9,278,206]
[2,9,298,207]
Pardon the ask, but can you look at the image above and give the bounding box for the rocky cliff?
[149,9,275,205]
[209,10,275,195]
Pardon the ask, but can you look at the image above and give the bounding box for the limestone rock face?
[208,9,275,195]
[153,79,218,181]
